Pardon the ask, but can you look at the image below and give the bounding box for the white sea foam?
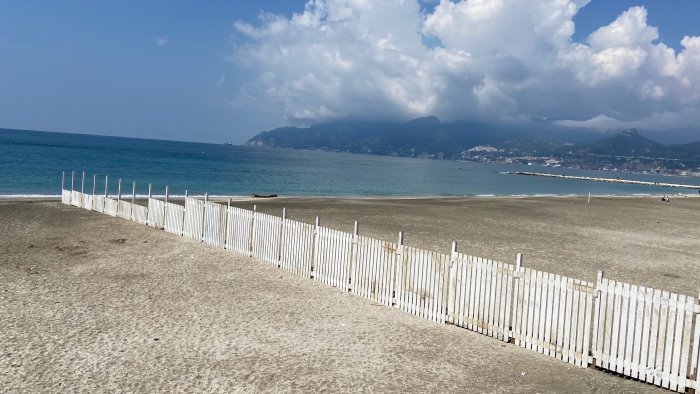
[0,194,62,199]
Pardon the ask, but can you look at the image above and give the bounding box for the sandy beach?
[3,197,697,392]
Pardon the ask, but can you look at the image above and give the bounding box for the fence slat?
[592,279,697,392]
[105,197,119,218]
[183,197,205,240]
[280,219,314,278]
[147,198,165,229]
[164,202,184,236]
[132,203,148,225]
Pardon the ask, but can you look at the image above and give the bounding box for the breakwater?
[509,171,700,190]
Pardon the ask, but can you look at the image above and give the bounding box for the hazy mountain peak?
[404,116,440,127]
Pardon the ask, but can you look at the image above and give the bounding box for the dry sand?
[3,197,695,392]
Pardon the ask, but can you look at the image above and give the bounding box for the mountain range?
[245,117,700,163]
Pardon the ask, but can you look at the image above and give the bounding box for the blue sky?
[1,1,699,143]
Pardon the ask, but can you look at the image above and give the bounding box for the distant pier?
[507,171,700,190]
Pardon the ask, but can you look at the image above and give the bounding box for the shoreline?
[3,192,700,203]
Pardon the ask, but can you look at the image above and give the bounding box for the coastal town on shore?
[458,145,700,177]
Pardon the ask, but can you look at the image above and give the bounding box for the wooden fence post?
[277,208,286,267]
[105,175,109,197]
[511,253,524,344]
[61,170,65,191]
[146,182,151,225]
[71,171,75,192]
[81,171,85,195]
[392,231,404,307]
[224,198,231,249]
[311,216,320,279]
[249,204,257,257]
[91,174,97,210]
[347,221,359,292]
[203,192,209,243]
[592,270,605,366]
[117,178,122,216]
[690,291,700,392]
[164,186,169,226]
[131,181,136,219]
[446,241,458,324]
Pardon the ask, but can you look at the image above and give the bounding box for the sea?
[1,128,699,198]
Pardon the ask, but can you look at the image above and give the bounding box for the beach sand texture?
[3,197,696,392]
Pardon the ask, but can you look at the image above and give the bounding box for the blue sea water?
[1,128,699,197]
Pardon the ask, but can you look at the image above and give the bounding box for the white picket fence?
[104,198,118,217]
[117,200,132,220]
[164,202,184,235]
[61,189,71,205]
[147,198,165,229]
[226,206,253,255]
[448,252,515,341]
[315,227,354,290]
[352,235,398,307]
[132,204,148,225]
[183,197,204,241]
[513,268,594,367]
[252,211,282,264]
[60,179,700,393]
[280,219,314,278]
[593,275,699,392]
[93,195,105,213]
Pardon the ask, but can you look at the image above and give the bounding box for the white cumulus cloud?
[230,0,700,131]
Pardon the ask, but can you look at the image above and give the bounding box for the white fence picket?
[395,246,450,324]
[512,268,594,367]
[118,200,132,220]
[226,206,253,255]
[164,202,184,235]
[147,198,165,229]
[132,204,148,225]
[280,219,314,278]
[593,278,697,392]
[61,189,71,205]
[82,194,93,210]
[352,236,398,307]
[104,197,119,217]
[71,191,81,207]
[203,201,227,248]
[92,195,105,213]
[183,197,205,240]
[251,212,282,265]
[447,253,514,341]
[692,302,700,392]
[315,227,353,290]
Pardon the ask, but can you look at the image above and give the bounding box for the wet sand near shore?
[0,199,689,392]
